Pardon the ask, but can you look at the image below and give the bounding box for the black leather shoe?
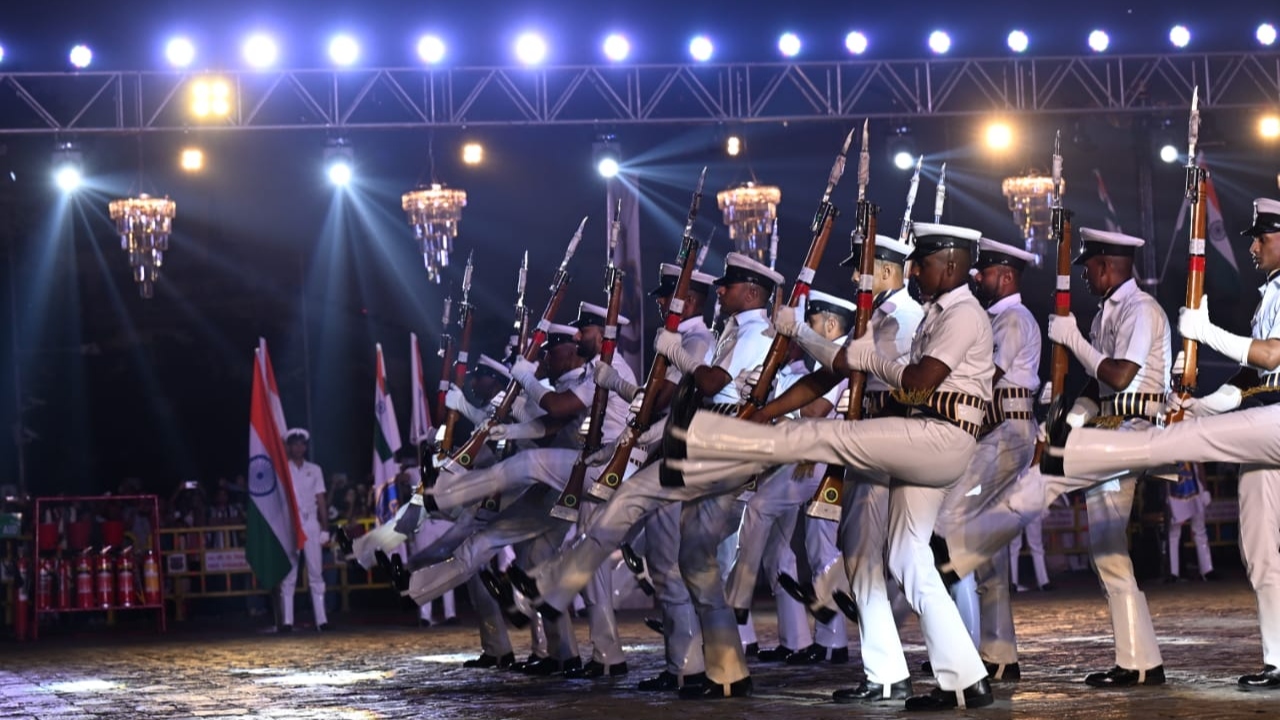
[1238,665,1280,691]
[784,643,829,665]
[477,569,530,629]
[374,549,394,576]
[833,590,860,623]
[1038,583,1055,592]
[904,678,994,710]
[620,543,645,574]
[830,647,850,664]
[733,607,750,625]
[637,671,679,691]
[506,564,541,600]
[317,623,335,632]
[390,555,410,594]
[743,642,759,658]
[1040,395,1071,476]
[1084,665,1165,687]
[463,652,516,669]
[643,617,665,634]
[756,645,795,662]
[679,676,752,699]
[334,527,355,558]
[776,572,838,624]
[523,656,582,677]
[985,661,1021,681]
[565,660,629,679]
[833,678,912,703]
[1202,570,1221,582]
[277,624,293,633]
[508,654,545,672]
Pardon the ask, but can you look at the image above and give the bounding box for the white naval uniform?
[949,278,1171,674]
[1166,464,1213,578]
[935,292,1040,668]
[674,285,993,693]
[639,316,715,681]
[278,459,327,627]
[529,307,775,690]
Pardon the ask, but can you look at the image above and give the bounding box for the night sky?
[0,1,1276,496]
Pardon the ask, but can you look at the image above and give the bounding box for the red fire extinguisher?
[142,550,161,606]
[116,548,135,608]
[35,556,53,611]
[76,551,95,610]
[56,557,72,610]
[14,557,30,641]
[95,547,115,608]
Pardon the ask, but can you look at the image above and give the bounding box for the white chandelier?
[402,183,467,283]
[108,194,176,299]
[1001,173,1063,266]
[716,182,781,264]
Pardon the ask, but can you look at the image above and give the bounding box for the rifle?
[444,217,586,471]
[438,252,475,453]
[808,120,875,522]
[739,128,856,419]
[434,294,455,429]
[899,155,923,243]
[1029,132,1075,464]
[590,169,707,500]
[1168,87,1207,424]
[552,201,625,521]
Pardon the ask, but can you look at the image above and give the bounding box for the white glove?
[1065,397,1100,428]
[594,362,639,401]
[458,399,490,426]
[1037,381,1053,406]
[510,357,549,405]
[1178,296,1253,366]
[320,531,331,545]
[834,387,851,415]
[655,328,702,375]
[627,391,645,416]
[1171,350,1186,378]
[791,323,840,370]
[444,384,467,412]
[488,419,546,442]
[1167,383,1241,419]
[773,303,803,338]
[843,331,904,387]
[636,419,665,447]
[1036,421,1048,444]
[1048,314,1106,377]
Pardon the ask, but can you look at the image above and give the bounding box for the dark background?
[0,1,1276,495]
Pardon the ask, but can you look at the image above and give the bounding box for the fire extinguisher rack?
[30,495,166,639]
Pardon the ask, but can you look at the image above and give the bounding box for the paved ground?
[1,573,1275,719]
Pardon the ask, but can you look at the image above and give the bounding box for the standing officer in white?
[278,428,330,631]
[936,238,1041,681]
[1043,198,1280,690]
[670,224,995,710]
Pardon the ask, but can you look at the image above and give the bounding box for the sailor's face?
[1250,232,1280,274]
[1081,256,1108,296]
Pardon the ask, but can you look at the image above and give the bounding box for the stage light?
[190,78,232,119]
[985,122,1014,151]
[243,34,278,68]
[328,35,360,66]
[1159,144,1179,163]
[514,32,547,65]
[1260,115,1280,140]
[593,136,621,179]
[726,136,741,157]
[596,157,619,178]
[1169,25,1191,49]
[416,35,446,64]
[603,34,630,62]
[1088,30,1109,53]
[845,31,868,55]
[0,45,5,64]
[165,37,195,68]
[462,142,483,165]
[778,32,801,58]
[888,126,917,170]
[893,151,915,171]
[180,148,204,173]
[1007,30,1029,53]
[325,139,354,187]
[689,36,713,62]
[928,31,951,55]
[52,144,83,193]
[1259,23,1278,47]
[69,45,92,69]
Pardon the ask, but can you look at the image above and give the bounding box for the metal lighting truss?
[1,51,1278,134]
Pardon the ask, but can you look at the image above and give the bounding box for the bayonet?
[899,155,923,242]
[933,162,947,223]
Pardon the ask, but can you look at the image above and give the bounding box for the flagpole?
[297,252,314,433]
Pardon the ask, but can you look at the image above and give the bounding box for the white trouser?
[578,500,625,665]
[716,507,759,651]
[1167,491,1213,577]
[677,412,986,692]
[1239,466,1280,668]
[531,460,752,686]
[764,505,812,651]
[278,528,326,626]
[644,502,705,677]
[1009,515,1050,589]
[468,573,514,657]
[724,462,818,609]
[937,419,1036,665]
[804,515,849,650]
[842,471,908,686]
[431,448,579,513]
[679,490,752,687]
[410,516,457,621]
[516,522,580,662]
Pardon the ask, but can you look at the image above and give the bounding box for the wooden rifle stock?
[1168,165,1209,424]
[1031,202,1075,465]
[807,206,877,521]
[438,301,474,452]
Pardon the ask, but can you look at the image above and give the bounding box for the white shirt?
[867,287,924,392]
[287,459,326,533]
[987,292,1042,392]
[1253,270,1280,384]
[549,357,636,448]
[704,308,775,404]
[664,316,716,384]
[912,284,994,401]
[1089,279,1172,397]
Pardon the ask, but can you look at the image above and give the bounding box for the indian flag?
[245,338,304,590]
[372,343,403,523]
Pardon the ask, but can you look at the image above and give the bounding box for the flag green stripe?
[374,419,394,462]
[245,500,292,589]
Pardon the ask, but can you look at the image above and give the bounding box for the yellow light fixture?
[461,143,484,165]
[180,148,204,172]
[402,183,467,283]
[1260,115,1280,140]
[985,121,1014,151]
[108,193,177,298]
[190,77,232,119]
[726,136,742,157]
